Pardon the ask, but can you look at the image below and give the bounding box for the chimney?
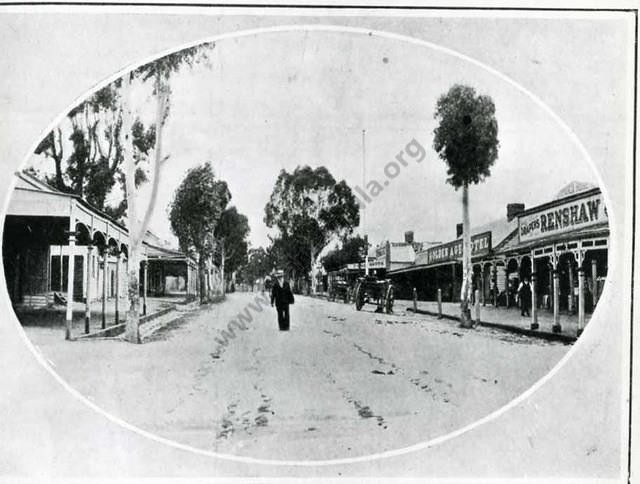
[456,223,463,238]
[404,230,414,244]
[507,203,526,222]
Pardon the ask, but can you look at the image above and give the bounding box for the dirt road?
[28,292,570,461]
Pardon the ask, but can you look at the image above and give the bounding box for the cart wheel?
[385,284,394,314]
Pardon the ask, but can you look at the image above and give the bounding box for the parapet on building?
[387,182,608,334]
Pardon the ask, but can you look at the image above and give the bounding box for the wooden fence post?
[413,287,417,313]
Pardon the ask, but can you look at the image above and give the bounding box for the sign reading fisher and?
[424,232,492,265]
[518,191,608,243]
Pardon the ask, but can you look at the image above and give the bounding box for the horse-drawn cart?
[328,278,350,303]
[353,275,394,313]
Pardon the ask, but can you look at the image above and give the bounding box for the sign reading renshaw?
[518,192,607,243]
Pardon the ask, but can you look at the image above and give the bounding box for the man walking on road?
[271,274,295,331]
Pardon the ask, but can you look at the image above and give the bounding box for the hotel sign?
[518,192,608,243]
[424,232,492,265]
[345,260,385,270]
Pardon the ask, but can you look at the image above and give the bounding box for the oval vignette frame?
[0,24,618,467]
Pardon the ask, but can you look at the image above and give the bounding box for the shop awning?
[499,223,609,256]
[387,259,458,276]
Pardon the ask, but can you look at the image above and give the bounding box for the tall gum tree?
[215,206,250,292]
[122,43,213,343]
[32,83,155,219]
[264,165,359,294]
[239,247,271,291]
[169,162,231,305]
[433,84,499,328]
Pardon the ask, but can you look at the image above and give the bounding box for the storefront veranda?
[387,186,608,336]
[494,187,608,335]
[2,172,200,339]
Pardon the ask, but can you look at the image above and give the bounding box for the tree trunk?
[309,242,316,295]
[137,72,166,241]
[198,254,207,304]
[123,71,169,342]
[460,183,473,328]
[220,241,225,295]
[122,72,141,343]
[210,259,215,300]
[52,130,66,191]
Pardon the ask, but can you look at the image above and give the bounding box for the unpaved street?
[28,293,570,461]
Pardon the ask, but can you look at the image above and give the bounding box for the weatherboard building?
[2,171,200,339]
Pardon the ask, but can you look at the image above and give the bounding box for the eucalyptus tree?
[240,247,271,291]
[214,206,250,292]
[322,235,367,273]
[264,165,360,294]
[433,84,499,327]
[121,43,213,342]
[33,83,155,219]
[31,41,215,342]
[169,162,231,304]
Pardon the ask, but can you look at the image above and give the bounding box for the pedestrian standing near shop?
[517,277,532,317]
[271,275,295,331]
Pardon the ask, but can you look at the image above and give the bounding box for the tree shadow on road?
[143,314,192,343]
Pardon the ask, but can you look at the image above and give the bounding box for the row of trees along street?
[229,166,362,294]
[32,27,497,336]
[236,247,272,292]
[31,42,216,342]
[262,166,361,294]
[237,83,499,329]
[168,162,250,304]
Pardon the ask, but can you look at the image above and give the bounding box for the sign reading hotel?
[518,191,607,243]
[425,232,492,265]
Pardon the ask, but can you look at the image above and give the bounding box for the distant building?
[372,230,442,274]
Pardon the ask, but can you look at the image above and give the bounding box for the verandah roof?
[7,172,191,262]
[499,223,610,256]
[387,259,458,276]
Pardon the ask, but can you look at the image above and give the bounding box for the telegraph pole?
[362,128,369,276]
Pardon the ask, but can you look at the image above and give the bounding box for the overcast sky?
[24,15,629,252]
